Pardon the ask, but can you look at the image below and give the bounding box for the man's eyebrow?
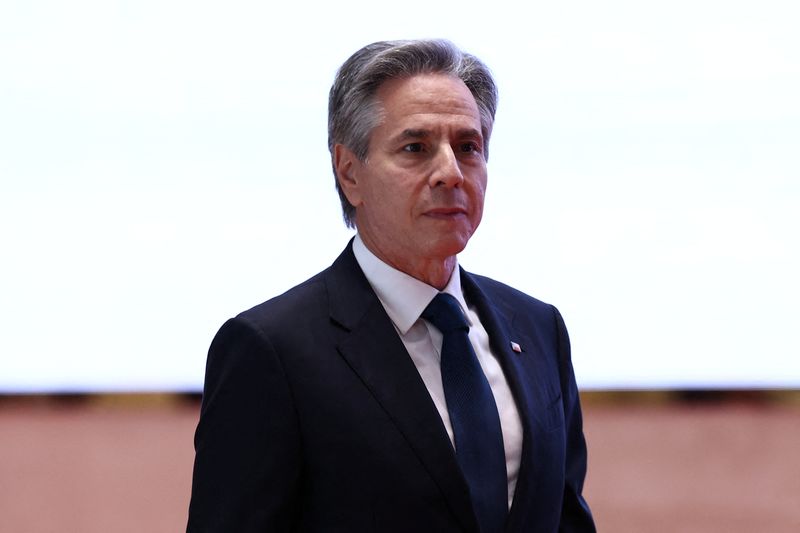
[392,128,483,141]
[395,128,431,141]
[456,128,483,140]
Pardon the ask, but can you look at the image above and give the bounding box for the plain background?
[2,0,799,392]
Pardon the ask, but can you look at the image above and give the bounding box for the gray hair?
[328,39,499,228]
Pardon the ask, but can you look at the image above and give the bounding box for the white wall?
[1,0,798,391]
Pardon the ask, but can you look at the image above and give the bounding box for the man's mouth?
[424,207,468,219]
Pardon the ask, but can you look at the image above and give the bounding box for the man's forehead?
[376,74,479,111]
[372,74,481,129]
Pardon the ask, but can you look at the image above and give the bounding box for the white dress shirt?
[352,235,523,508]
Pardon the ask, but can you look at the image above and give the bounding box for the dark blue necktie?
[422,293,507,533]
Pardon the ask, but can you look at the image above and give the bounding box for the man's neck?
[356,234,456,290]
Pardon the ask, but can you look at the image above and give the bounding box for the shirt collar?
[352,234,472,335]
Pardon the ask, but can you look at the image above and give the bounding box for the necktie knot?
[422,293,469,333]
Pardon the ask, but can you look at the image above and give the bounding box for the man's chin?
[427,235,471,260]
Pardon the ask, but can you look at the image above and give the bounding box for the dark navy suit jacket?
[187,242,595,532]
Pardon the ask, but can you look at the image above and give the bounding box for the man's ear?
[334,144,364,207]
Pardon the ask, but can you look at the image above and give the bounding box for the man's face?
[336,73,488,275]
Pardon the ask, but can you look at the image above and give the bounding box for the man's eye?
[402,143,424,153]
[459,142,478,153]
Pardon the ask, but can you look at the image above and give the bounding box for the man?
[187,39,595,532]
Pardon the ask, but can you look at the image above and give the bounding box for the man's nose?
[429,145,464,188]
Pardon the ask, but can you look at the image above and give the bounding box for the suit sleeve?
[553,307,597,532]
[187,316,302,532]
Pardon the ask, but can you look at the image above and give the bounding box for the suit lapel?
[325,244,478,532]
[461,270,563,531]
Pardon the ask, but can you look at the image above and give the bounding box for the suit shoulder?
[235,269,330,332]
[468,272,554,313]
